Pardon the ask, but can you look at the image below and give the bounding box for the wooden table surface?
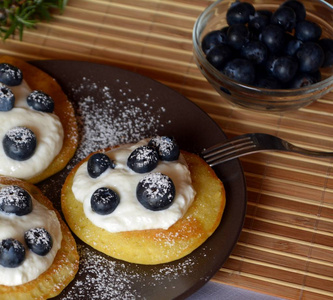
[1,1,332,299]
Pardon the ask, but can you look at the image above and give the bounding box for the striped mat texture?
[0,1,332,299]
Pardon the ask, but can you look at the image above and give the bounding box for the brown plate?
[31,60,247,300]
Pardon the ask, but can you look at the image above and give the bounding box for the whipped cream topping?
[72,139,196,232]
[0,80,64,180]
[0,185,62,286]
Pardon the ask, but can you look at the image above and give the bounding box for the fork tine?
[202,137,253,158]
[204,144,257,166]
[202,135,257,166]
[202,136,253,156]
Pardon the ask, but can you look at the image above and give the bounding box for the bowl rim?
[192,0,333,96]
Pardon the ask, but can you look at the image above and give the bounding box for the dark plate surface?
[31,60,247,300]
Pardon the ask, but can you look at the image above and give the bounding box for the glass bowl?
[192,0,333,112]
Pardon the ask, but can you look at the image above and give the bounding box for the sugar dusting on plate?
[68,76,170,167]
[61,244,198,300]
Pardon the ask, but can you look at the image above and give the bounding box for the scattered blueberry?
[24,227,53,256]
[0,185,32,216]
[296,42,325,73]
[271,6,296,32]
[226,1,255,25]
[87,153,115,178]
[223,58,256,85]
[3,126,37,161]
[272,56,298,83]
[0,238,25,268]
[227,24,250,50]
[91,187,120,215]
[136,172,175,211]
[0,85,15,111]
[295,20,322,42]
[0,63,23,86]
[27,90,54,113]
[127,145,159,173]
[281,0,306,22]
[148,136,180,161]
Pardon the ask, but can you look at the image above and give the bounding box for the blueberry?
[281,0,306,22]
[3,126,37,161]
[0,63,23,86]
[127,145,159,173]
[296,42,325,73]
[0,238,25,268]
[223,58,255,85]
[148,136,180,161]
[0,185,32,216]
[285,38,303,56]
[271,6,296,32]
[0,85,15,111]
[226,1,255,25]
[318,38,333,67]
[241,40,268,65]
[90,187,120,215]
[227,24,250,51]
[201,29,228,55]
[248,10,271,34]
[272,56,299,83]
[254,73,283,89]
[265,54,280,75]
[87,153,115,178]
[136,172,175,211]
[27,90,54,113]
[295,20,322,42]
[289,72,321,88]
[206,44,234,70]
[260,24,286,54]
[24,228,53,256]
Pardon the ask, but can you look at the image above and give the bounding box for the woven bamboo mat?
[0,1,332,299]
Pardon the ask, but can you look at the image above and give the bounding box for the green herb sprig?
[0,0,67,41]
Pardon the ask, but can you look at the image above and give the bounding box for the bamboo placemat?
[0,1,332,299]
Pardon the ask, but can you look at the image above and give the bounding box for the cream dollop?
[72,139,196,232]
[0,186,62,286]
[0,80,64,180]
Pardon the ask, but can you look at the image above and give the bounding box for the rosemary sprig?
[0,0,67,41]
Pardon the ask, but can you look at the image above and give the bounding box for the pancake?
[61,147,226,265]
[0,56,78,184]
[0,176,79,300]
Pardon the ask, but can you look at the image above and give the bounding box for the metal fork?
[202,133,333,167]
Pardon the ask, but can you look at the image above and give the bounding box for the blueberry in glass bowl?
[192,0,333,112]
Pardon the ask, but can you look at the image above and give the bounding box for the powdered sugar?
[24,227,52,248]
[139,172,175,201]
[67,76,168,167]
[60,244,198,300]
[0,185,32,215]
[4,126,35,145]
